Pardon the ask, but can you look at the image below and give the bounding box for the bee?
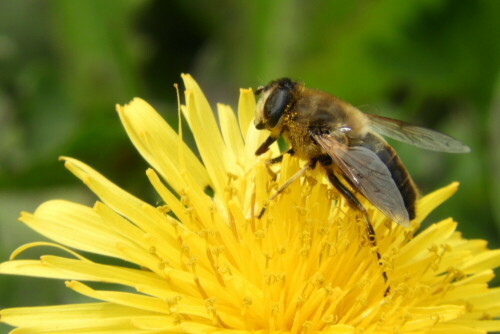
[254,78,470,292]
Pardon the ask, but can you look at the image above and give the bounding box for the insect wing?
[367,114,470,153]
[313,133,410,226]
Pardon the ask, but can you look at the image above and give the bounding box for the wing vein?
[312,132,409,226]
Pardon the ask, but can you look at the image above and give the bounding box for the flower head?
[2,74,500,333]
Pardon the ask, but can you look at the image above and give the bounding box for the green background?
[1,0,499,329]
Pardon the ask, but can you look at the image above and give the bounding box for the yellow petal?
[66,280,172,314]
[62,157,179,245]
[396,219,457,265]
[427,324,484,334]
[0,260,87,280]
[238,87,256,139]
[181,74,236,193]
[218,103,245,162]
[1,302,154,329]
[41,255,153,282]
[415,182,459,223]
[117,97,210,193]
[129,316,179,330]
[462,287,500,309]
[9,241,88,261]
[451,320,500,331]
[145,168,189,223]
[19,200,137,259]
[460,249,500,273]
[401,305,465,331]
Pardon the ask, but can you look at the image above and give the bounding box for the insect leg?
[325,169,390,295]
[255,136,278,155]
[257,158,314,219]
[266,148,295,165]
[263,149,295,180]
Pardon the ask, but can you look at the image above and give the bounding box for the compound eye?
[264,88,289,128]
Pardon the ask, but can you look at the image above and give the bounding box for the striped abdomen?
[360,132,418,220]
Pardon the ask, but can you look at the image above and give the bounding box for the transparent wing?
[367,114,470,153]
[313,133,410,226]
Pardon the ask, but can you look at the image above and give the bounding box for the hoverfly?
[254,78,470,293]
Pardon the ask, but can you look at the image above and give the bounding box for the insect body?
[254,78,469,225]
[254,78,470,292]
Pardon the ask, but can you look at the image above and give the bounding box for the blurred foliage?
[0,0,499,325]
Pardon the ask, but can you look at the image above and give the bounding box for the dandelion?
[2,74,500,333]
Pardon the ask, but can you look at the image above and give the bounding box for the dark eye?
[264,88,290,128]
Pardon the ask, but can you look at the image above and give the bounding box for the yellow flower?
[2,74,500,333]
